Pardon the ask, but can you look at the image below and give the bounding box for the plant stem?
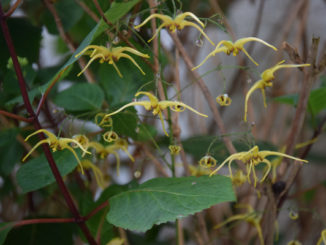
[0,4,97,244]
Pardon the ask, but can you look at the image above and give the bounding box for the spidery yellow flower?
[79,160,106,189]
[72,134,90,157]
[22,129,91,174]
[214,204,264,245]
[135,12,215,46]
[88,139,134,176]
[95,113,113,128]
[209,145,307,187]
[75,45,149,78]
[317,229,326,245]
[104,91,208,136]
[193,37,277,70]
[244,61,310,122]
[198,155,217,168]
[216,94,232,106]
[103,131,119,143]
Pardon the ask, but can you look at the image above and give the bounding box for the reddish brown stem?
[0,4,97,244]
[0,109,32,122]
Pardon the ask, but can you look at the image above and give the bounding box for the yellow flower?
[289,210,299,220]
[189,165,211,177]
[244,61,310,122]
[198,155,217,168]
[103,131,119,143]
[134,12,215,46]
[216,94,232,106]
[192,37,277,70]
[79,160,106,189]
[75,45,150,78]
[317,229,326,245]
[231,170,247,187]
[22,129,91,174]
[210,145,307,187]
[88,139,134,176]
[95,113,113,128]
[104,91,208,136]
[214,204,264,245]
[72,134,90,157]
[169,145,181,155]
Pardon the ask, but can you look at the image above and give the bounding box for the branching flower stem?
[0,4,97,244]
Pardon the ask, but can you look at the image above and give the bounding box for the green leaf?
[273,94,299,106]
[309,87,326,115]
[98,57,152,106]
[3,222,75,245]
[0,129,23,176]
[274,87,326,115]
[136,124,158,141]
[0,222,14,245]
[112,109,138,139]
[54,83,104,111]
[5,82,50,106]
[17,151,79,193]
[107,175,236,232]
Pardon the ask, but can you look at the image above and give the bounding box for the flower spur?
[244,60,310,122]
[75,45,150,78]
[104,91,208,136]
[22,129,91,174]
[134,12,215,46]
[192,37,277,70]
[209,145,307,187]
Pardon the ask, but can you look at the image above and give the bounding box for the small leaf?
[0,222,14,245]
[107,175,236,232]
[273,94,299,106]
[54,83,104,111]
[17,151,79,193]
[309,87,326,115]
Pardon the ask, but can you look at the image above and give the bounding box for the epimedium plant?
[1,0,326,245]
